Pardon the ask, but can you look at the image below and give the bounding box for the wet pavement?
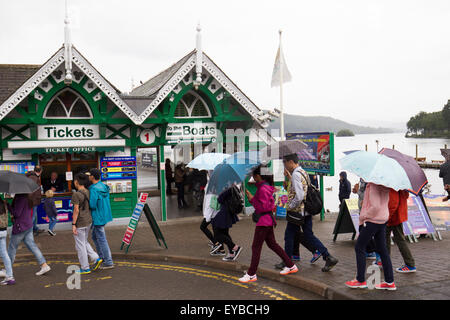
[0,259,323,300]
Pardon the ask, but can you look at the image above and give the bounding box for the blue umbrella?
[206,161,259,195]
[339,150,413,191]
[187,153,231,171]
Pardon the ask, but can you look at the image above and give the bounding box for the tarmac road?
[0,259,324,300]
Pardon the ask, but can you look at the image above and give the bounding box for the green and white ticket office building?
[0,26,277,225]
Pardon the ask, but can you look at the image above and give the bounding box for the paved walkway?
[12,212,450,300]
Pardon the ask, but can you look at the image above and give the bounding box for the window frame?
[43,88,93,119]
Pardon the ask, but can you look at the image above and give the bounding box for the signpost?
[120,193,167,253]
[332,198,360,241]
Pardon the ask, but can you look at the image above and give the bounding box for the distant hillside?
[267,114,395,135]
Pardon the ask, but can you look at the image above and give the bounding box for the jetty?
[416,158,444,169]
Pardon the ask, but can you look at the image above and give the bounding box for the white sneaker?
[36,264,51,276]
[238,272,257,283]
[0,269,6,278]
[280,264,298,275]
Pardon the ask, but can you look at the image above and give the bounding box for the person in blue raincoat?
[88,168,114,270]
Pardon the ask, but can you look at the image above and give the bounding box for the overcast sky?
[1,0,450,126]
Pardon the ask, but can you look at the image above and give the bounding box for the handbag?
[286,210,305,226]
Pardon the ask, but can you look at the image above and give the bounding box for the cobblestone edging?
[14,252,358,300]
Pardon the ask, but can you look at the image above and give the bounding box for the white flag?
[271,44,292,87]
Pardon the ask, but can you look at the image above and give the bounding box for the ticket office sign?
[100,156,137,180]
[122,193,148,245]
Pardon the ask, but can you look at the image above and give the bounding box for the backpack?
[225,185,244,215]
[299,171,323,216]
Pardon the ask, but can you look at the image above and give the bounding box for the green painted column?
[159,144,167,221]
[320,175,325,221]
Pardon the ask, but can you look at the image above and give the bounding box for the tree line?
[406,100,450,138]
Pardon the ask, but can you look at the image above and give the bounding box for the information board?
[0,161,35,174]
[285,132,334,176]
[332,198,359,241]
[403,194,435,235]
[100,156,137,180]
[120,193,167,253]
[121,193,148,247]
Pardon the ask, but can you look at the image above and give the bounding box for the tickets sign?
[122,193,148,246]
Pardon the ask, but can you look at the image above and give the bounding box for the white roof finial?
[64,0,73,85]
[194,22,202,90]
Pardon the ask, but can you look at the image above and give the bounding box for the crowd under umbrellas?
[189,139,433,289]
[0,139,437,291]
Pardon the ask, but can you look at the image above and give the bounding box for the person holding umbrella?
[279,153,339,272]
[239,165,297,283]
[345,182,396,290]
[0,170,51,277]
[7,193,51,277]
[341,149,425,290]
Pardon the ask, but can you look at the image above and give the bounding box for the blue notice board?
[100,156,137,181]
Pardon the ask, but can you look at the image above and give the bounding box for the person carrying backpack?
[210,184,243,262]
[277,154,338,272]
[72,173,101,274]
[239,166,297,283]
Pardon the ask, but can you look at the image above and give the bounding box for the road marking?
[15,260,300,300]
[44,276,112,288]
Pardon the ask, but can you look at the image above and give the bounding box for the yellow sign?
[344,198,359,211]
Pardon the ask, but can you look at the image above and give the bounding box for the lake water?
[322,132,450,213]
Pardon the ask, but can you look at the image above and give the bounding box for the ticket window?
[39,152,98,194]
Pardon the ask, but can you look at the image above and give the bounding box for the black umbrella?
[0,170,40,194]
[260,140,308,162]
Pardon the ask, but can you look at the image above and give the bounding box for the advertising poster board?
[120,193,167,252]
[285,132,334,176]
[37,196,73,224]
[421,194,450,231]
[332,198,359,241]
[121,193,148,250]
[403,194,435,235]
[274,187,289,218]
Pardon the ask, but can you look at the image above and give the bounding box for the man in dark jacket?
[339,171,351,204]
[439,154,450,201]
[26,166,43,235]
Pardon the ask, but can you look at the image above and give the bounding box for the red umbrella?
[379,148,428,195]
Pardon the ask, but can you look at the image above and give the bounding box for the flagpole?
[279,30,285,141]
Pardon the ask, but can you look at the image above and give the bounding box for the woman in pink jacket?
[239,166,297,283]
[345,182,396,290]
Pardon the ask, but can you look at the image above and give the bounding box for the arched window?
[174,91,211,118]
[43,89,92,119]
